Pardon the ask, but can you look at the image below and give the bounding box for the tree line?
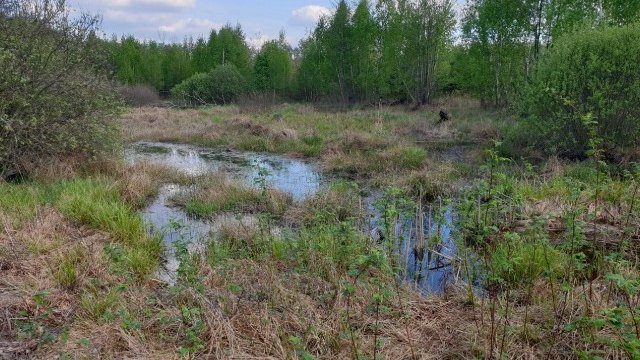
[107,0,639,108]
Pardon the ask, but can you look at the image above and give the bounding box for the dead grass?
[184,258,482,359]
[0,206,482,359]
[120,107,226,143]
[120,102,498,187]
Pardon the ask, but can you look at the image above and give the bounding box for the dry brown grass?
[172,172,293,219]
[114,162,193,208]
[0,206,482,359]
[284,188,363,227]
[120,107,226,143]
[0,208,119,358]
[186,258,482,359]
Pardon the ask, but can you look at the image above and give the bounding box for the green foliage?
[296,0,454,104]
[488,233,567,288]
[254,33,293,96]
[170,73,215,106]
[52,178,161,279]
[508,24,640,159]
[109,24,251,93]
[0,1,119,178]
[455,0,640,108]
[172,64,246,105]
[54,246,86,289]
[458,0,533,106]
[178,306,207,356]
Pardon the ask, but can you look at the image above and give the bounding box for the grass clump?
[176,174,292,219]
[53,178,161,279]
[285,181,362,227]
[0,182,42,229]
[53,246,86,289]
[54,179,145,243]
[387,145,427,170]
[80,286,123,320]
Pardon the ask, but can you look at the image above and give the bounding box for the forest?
[1,0,640,359]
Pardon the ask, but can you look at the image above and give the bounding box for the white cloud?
[247,33,271,49]
[99,0,196,8]
[159,18,219,34]
[104,9,172,23]
[289,5,331,27]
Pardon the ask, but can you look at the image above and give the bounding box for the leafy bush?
[117,84,161,107]
[172,64,246,106]
[507,24,640,160]
[0,1,119,178]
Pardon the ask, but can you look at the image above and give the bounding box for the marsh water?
[126,141,459,293]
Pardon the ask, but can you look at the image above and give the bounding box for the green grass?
[1,177,161,280]
[54,246,85,289]
[389,145,428,170]
[80,286,122,320]
[177,176,291,219]
[183,186,262,218]
[54,178,147,245]
[0,182,43,228]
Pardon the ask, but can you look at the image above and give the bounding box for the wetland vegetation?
[1,0,640,359]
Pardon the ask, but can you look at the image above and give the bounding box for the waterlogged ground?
[126,141,460,293]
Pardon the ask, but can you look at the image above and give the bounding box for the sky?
[70,0,338,48]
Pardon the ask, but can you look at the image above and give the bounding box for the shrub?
[508,24,640,160]
[117,84,161,107]
[172,64,246,106]
[0,1,119,178]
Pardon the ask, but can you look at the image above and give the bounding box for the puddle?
[364,192,460,294]
[127,141,463,293]
[126,141,321,200]
[399,207,458,294]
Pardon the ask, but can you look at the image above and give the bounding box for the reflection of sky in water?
[126,141,322,201]
[142,184,212,284]
[127,141,467,294]
[365,194,461,295]
[399,207,457,294]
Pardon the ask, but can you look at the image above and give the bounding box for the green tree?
[377,0,454,106]
[295,29,332,101]
[209,25,251,80]
[351,0,378,101]
[507,24,640,159]
[460,0,534,106]
[253,32,293,97]
[162,43,193,92]
[172,64,246,105]
[326,0,353,103]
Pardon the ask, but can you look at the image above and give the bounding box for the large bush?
[172,64,245,106]
[0,0,118,178]
[507,24,640,160]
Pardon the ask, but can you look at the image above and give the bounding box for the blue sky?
[70,0,337,47]
[70,0,464,47]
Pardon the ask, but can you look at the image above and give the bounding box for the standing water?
[126,141,460,293]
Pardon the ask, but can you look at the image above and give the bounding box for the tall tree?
[325,0,353,103]
[209,25,251,80]
[254,32,293,97]
[351,0,378,101]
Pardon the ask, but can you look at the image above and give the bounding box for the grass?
[53,245,86,289]
[0,173,163,280]
[121,95,500,193]
[173,173,292,219]
[3,98,639,358]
